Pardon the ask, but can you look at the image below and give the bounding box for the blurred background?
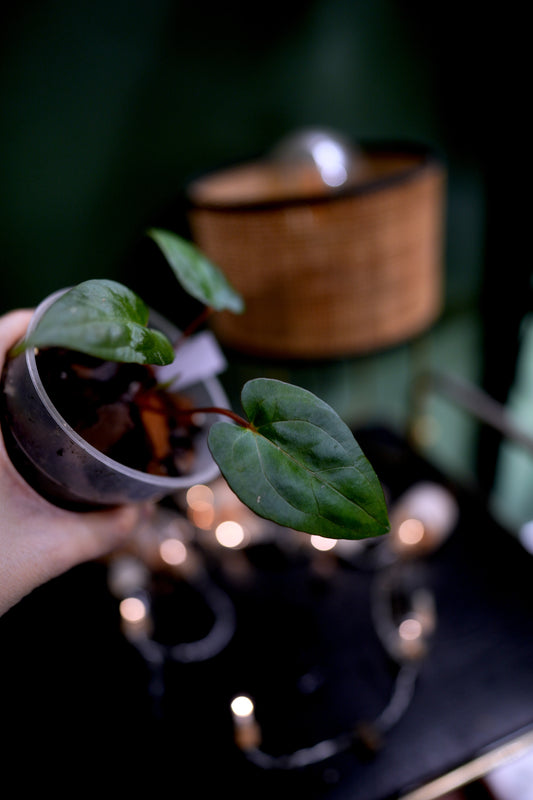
[0,0,528,508]
[1,3,532,797]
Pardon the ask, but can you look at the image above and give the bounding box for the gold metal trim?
[399,729,533,800]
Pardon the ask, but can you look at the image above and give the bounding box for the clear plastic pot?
[0,289,228,509]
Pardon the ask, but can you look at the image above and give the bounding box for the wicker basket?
[187,143,446,360]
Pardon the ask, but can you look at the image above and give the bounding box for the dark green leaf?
[24,279,175,365]
[147,228,244,313]
[208,378,390,540]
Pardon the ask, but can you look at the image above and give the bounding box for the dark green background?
[0,0,528,491]
[0,0,494,312]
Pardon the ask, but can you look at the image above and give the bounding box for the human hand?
[0,309,142,616]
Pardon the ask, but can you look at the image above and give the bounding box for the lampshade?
[187,133,446,360]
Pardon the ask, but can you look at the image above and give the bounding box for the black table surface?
[2,426,533,797]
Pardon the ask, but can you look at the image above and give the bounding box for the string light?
[119,593,152,639]
[120,596,147,623]
[111,478,454,771]
[231,573,437,769]
[229,665,422,768]
[159,537,188,566]
[390,482,459,557]
[398,617,424,642]
[186,483,215,530]
[310,535,337,552]
[113,561,236,666]
[397,518,425,547]
[186,483,214,507]
[215,520,246,549]
[230,695,261,750]
[231,694,255,718]
[229,484,447,772]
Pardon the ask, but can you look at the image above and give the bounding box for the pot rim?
[24,288,224,489]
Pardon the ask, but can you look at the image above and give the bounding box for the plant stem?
[136,396,253,430]
[174,306,214,348]
[189,406,254,429]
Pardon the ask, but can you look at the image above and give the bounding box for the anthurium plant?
[8,229,390,541]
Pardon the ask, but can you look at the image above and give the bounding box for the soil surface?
[36,348,202,476]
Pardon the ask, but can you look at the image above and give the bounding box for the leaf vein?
[253,432,382,527]
[250,435,320,517]
[257,418,376,488]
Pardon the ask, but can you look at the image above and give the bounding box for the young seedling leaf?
[208,378,390,540]
[147,228,245,313]
[22,279,175,365]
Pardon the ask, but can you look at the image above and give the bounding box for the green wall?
[0,0,483,313]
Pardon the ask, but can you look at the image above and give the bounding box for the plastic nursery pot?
[0,289,229,509]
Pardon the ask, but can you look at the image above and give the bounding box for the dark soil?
[36,348,202,476]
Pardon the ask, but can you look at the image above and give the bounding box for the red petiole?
[136,395,253,430]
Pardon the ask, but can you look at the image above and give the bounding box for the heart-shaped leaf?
[208,378,390,540]
[22,279,175,365]
[147,228,244,313]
